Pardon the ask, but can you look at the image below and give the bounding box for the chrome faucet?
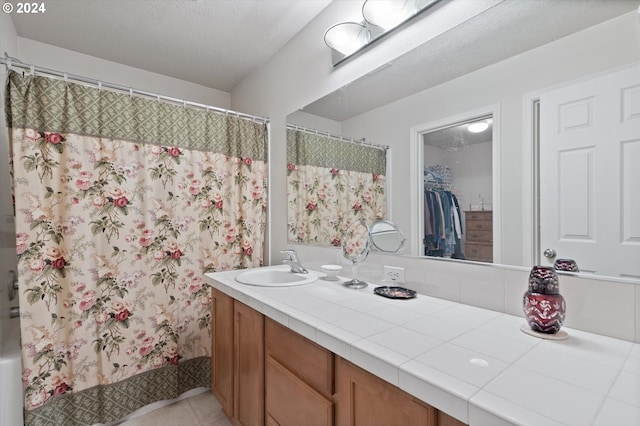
[280,249,308,274]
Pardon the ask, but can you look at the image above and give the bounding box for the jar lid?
[528,265,560,294]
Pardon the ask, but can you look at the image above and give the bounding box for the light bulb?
[467,122,489,133]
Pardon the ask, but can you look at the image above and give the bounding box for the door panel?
[540,64,640,278]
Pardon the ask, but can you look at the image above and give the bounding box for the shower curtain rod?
[1,53,269,124]
[286,123,389,151]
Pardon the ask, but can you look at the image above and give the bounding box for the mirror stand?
[341,219,371,289]
[344,261,368,289]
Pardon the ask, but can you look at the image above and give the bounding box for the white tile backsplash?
[289,244,640,343]
[560,274,636,341]
[458,262,505,312]
[636,285,640,343]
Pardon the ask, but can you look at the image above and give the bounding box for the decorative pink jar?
[554,258,579,272]
[523,265,566,334]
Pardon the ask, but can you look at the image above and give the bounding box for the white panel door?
[540,64,640,278]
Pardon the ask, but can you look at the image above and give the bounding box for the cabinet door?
[336,358,436,426]
[265,319,334,426]
[265,319,334,397]
[234,300,264,426]
[266,357,333,426]
[211,288,234,418]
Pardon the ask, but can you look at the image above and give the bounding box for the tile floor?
[118,391,231,426]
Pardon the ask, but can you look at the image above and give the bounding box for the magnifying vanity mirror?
[286,1,640,282]
[341,219,371,289]
[369,220,405,254]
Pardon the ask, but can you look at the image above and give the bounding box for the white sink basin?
[235,265,318,287]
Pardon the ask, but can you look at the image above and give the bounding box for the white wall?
[16,38,231,108]
[287,110,342,135]
[0,11,20,345]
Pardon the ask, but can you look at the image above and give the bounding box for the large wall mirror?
[286,0,640,282]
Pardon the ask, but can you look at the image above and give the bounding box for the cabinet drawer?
[466,230,492,242]
[465,211,492,222]
[266,357,334,426]
[465,220,492,232]
[266,318,334,397]
[465,243,493,262]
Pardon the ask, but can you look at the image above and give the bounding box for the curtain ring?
[98,81,102,90]
[129,88,133,98]
[29,64,35,75]
[63,72,68,82]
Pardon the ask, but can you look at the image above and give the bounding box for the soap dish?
[321,264,342,281]
[374,286,417,300]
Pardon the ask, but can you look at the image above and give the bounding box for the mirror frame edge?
[409,103,502,262]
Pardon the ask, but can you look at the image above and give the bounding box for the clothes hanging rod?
[287,123,388,151]
[1,53,269,124]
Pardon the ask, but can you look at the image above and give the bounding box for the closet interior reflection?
[421,116,493,262]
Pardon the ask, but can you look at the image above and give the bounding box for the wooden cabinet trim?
[211,288,234,418]
[233,300,265,426]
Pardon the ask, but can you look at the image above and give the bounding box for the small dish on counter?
[321,264,343,281]
[374,286,417,299]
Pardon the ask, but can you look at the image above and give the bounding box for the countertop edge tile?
[399,361,475,424]
[469,390,565,426]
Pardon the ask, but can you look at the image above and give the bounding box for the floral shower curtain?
[286,128,386,246]
[5,71,268,425]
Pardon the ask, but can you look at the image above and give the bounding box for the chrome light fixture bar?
[325,0,442,66]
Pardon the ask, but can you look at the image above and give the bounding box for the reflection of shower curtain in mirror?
[5,71,268,425]
[424,165,463,258]
[286,129,386,246]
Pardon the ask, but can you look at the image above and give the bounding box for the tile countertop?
[205,267,640,426]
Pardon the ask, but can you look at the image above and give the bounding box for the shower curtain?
[5,71,268,425]
[286,128,386,246]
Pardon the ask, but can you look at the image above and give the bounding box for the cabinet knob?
[543,248,557,259]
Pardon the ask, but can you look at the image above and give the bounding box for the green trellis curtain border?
[24,357,210,426]
[286,129,386,175]
[5,71,267,160]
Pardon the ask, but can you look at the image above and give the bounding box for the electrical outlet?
[383,266,405,284]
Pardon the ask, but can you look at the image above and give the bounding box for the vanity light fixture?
[324,0,441,66]
[467,122,489,133]
[362,0,416,30]
[324,22,371,56]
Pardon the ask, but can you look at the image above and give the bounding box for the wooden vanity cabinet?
[211,288,466,426]
[336,357,436,426]
[211,288,264,426]
[265,318,334,426]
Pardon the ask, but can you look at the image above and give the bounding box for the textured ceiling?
[10,0,332,92]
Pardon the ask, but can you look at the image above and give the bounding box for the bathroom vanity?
[210,286,462,426]
[207,267,639,426]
